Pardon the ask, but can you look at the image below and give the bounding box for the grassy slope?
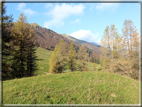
[3,47,139,104]
[3,71,139,104]
[35,47,95,75]
[34,47,52,75]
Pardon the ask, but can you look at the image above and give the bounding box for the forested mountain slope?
[29,23,101,61]
[60,33,101,54]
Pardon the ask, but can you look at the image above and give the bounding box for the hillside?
[35,47,95,75]
[35,47,52,75]
[3,71,139,104]
[29,23,101,61]
[60,33,101,54]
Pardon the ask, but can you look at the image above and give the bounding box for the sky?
[5,2,140,44]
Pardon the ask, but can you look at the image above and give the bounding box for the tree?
[49,39,67,73]
[11,13,29,78]
[100,26,111,58]
[68,42,76,71]
[121,20,140,79]
[100,24,121,69]
[2,3,13,80]
[100,20,140,80]
[11,13,37,78]
[26,26,38,77]
[77,44,88,71]
[122,19,138,60]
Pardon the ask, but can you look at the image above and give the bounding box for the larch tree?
[100,20,139,80]
[11,13,37,78]
[11,13,29,78]
[77,44,88,71]
[122,19,137,59]
[110,24,121,59]
[49,39,67,73]
[100,26,111,58]
[100,24,121,69]
[68,42,76,71]
[100,26,111,69]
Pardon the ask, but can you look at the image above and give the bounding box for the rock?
[40,67,44,69]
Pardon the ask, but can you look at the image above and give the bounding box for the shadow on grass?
[35,59,44,61]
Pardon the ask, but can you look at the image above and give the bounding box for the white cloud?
[43,3,85,28]
[95,39,101,45]
[72,19,80,24]
[17,3,37,16]
[17,3,26,11]
[24,8,37,16]
[44,19,64,28]
[96,3,119,11]
[45,3,53,8]
[70,30,99,42]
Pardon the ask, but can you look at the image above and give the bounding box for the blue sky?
[5,2,140,44]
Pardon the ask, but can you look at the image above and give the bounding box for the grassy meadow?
[3,47,140,104]
[34,47,52,75]
[3,71,139,104]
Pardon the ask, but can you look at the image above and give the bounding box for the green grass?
[34,47,52,75]
[35,47,95,75]
[3,71,139,104]
[3,47,139,104]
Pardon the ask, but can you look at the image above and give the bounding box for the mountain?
[28,23,101,61]
[89,42,100,47]
[60,33,101,54]
[30,23,42,28]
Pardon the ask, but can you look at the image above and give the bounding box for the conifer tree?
[77,44,88,71]
[26,26,37,76]
[2,3,13,80]
[11,13,37,78]
[11,13,29,78]
[49,39,67,73]
[68,42,76,71]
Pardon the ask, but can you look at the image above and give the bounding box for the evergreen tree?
[2,3,13,80]
[49,39,67,73]
[26,26,37,77]
[68,42,76,71]
[77,44,88,71]
[10,13,37,78]
[11,13,28,78]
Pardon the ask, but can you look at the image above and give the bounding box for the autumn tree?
[121,19,139,79]
[77,44,88,71]
[122,19,139,60]
[68,42,76,71]
[49,39,67,73]
[100,24,121,69]
[11,13,37,78]
[100,26,111,58]
[11,13,28,78]
[100,20,139,80]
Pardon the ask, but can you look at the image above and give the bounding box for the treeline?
[2,4,37,80]
[49,40,89,73]
[100,20,139,80]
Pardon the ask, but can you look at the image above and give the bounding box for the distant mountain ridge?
[60,33,101,54]
[28,23,101,60]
